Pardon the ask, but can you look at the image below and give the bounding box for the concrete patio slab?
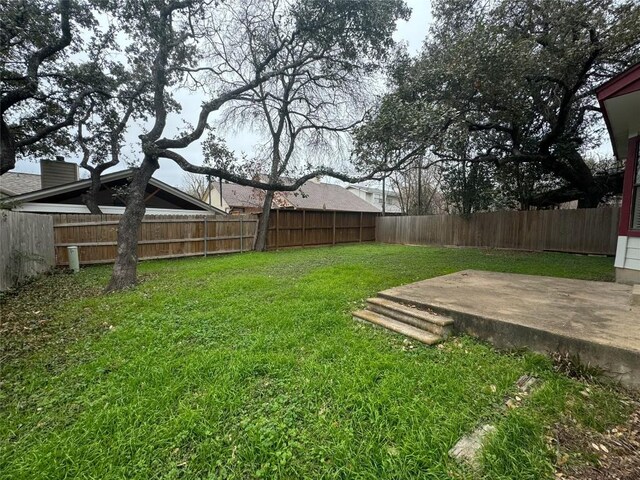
[633,285,640,307]
[378,270,640,388]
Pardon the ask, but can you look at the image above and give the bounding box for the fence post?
[240,216,243,252]
[251,215,258,250]
[359,212,363,242]
[275,209,280,249]
[301,210,306,247]
[203,216,208,257]
[332,211,336,245]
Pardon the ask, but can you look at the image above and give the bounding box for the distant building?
[203,177,380,214]
[345,185,402,214]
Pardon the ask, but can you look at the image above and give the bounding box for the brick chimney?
[40,157,78,189]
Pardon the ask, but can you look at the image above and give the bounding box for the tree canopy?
[355,0,640,208]
[0,0,124,174]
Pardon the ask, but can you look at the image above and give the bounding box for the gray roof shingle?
[0,172,41,197]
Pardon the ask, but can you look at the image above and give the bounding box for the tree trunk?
[81,170,104,214]
[105,157,159,292]
[0,118,16,175]
[577,193,601,209]
[417,161,422,214]
[82,194,103,215]
[254,190,274,252]
[382,177,386,216]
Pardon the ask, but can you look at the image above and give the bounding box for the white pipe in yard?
[67,246,80,273]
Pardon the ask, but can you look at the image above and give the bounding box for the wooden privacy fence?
[51,209,377,266]
[1,210,55,290]
[53,214,258,266]
[265,209,377,249]
[376,207,620,255]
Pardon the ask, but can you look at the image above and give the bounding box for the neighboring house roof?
[7,168,225,215]
[0,172,42,197]
[220,179,381,212]
[220,183,266,209]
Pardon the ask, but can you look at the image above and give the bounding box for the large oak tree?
[355,0,640,209]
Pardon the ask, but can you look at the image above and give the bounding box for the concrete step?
[378,291,450,315]
[353,309,443,345]
[366,297,454,337]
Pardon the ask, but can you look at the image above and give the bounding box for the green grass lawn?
[0,244,632,479]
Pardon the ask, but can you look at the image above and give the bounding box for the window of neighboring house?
[633,140,640,230]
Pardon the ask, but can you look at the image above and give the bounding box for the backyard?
[0,244,637,479]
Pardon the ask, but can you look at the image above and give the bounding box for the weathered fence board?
[1,210,55,291]
[376,208,619,255]
[52,214,258,265]
[265,210,377,249]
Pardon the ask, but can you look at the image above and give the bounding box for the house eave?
[12,203,218,216]
[596,63,640,101]
[6,168,225,215]
[596,63,640,161]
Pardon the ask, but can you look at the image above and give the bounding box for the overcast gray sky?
[12,0,433,186]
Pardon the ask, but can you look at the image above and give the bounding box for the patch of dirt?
[553,398,640,480]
